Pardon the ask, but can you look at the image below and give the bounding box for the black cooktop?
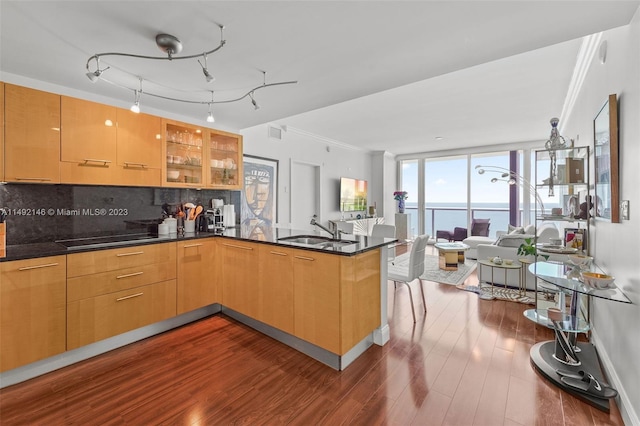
[55,233,160,250]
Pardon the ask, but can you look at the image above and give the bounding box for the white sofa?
[476,223,563,290]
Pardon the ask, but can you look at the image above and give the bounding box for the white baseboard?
[591,328,639,425]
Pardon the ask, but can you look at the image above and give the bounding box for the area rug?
[391,253,477,286]
[456,283,536,305]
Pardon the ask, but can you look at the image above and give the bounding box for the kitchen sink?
[277,235,357,247]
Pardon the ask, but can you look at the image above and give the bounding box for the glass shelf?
[529,261,631,304]
[524,309,590,332]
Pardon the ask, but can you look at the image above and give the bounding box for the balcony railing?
[402,206,524,239]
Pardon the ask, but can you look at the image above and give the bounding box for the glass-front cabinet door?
[208,129,243,190]
[163,120,205,187]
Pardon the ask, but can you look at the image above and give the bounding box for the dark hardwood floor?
[0,248,624,425]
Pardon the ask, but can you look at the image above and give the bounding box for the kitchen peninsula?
[0,227,394,388]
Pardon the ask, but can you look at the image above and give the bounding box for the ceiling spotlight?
[130,79,142,113]
[206,92,215,122]
[85,56,110,83]
[198,53,215,83]
[249,92,260,110]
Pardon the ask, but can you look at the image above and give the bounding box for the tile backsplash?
[0,184,240,245]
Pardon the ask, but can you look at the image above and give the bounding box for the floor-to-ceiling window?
[398,149,533,238]
[424,155,468,238]
[400,159,419,237]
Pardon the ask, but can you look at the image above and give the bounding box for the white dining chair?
[371,224,397,260]
[387,234,429,323]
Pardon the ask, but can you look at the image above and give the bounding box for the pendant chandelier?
[544,117,567,196]
[84,24,297,121]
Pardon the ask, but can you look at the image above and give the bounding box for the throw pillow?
[495,233,535,248]
[524,224,536,234]
[508,224,525,234]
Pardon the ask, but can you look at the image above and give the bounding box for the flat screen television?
[340,177,367,212]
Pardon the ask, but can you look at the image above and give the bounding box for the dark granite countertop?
[1,227,396,262]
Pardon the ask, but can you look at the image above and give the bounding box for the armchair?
[436,218,490,242]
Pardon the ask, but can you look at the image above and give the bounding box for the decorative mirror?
[593,94,619,222]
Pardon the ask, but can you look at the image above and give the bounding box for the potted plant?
[517,237,549,261]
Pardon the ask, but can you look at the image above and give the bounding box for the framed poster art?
[593,94,620,222]
[241,155,278,240]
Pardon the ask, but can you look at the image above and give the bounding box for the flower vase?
[398,199,405,213]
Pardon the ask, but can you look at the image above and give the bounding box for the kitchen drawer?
[67,242,176,277]
[67,279,177,349]
[67,260,176,302]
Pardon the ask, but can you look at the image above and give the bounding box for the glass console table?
[526,261,631,412]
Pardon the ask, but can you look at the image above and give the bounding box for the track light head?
[130,101,140,113]
[203,68,215,83]
[249,92,260,110]
[86,71,101,82]
[206,111,215,123]
[198,54,215,83]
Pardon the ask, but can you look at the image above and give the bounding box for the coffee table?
[434,242,470,271]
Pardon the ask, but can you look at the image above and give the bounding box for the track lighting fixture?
[84,24,297,120]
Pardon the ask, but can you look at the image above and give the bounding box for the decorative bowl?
[581,271,615,289]
[167,170,180,180]
[568,254,593,267]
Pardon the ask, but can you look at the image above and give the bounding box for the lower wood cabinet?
[0,256,67,372]
[257,245,294,334]
[176,238,219,314]
[66,242,177,350]
[219,239,258,317]
[292,249,341,353]
[67,279,177,350]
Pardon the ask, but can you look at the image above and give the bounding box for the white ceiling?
[1,1,639,155]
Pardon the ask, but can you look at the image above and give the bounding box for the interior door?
[290,161,320,231]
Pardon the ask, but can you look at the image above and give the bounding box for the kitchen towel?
[223,205,236,227]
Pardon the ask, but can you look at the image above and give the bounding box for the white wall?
[240,125,373,231]
[561,9,640,424]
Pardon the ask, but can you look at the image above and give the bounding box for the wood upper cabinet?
[0,256,67,372]
[114,108,162,186]
[60,96,117,184]
[176,238,219,314]
[292,249,341,354]
[4,84,61,183]
[163,120,205,187]
[219,239,258,317]
[208,129,243,189]
[257,245,294,334]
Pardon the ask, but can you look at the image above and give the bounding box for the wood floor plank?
[0,272,624,426]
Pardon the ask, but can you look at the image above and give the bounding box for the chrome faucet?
[310,215,342,239]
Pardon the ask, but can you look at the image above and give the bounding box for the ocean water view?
[402,201,561,239]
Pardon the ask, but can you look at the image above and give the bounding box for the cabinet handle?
[294,256,315,261]
[116,271,144,279]
[82,159,112,166]
[222,243,253,251]
[183,243,204,248]
[269,251,288,256]
[18,262,59,271]
[14,177,52,182]
[124,162,148,168]
[116,251,144,257]
[116,292,144,302]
